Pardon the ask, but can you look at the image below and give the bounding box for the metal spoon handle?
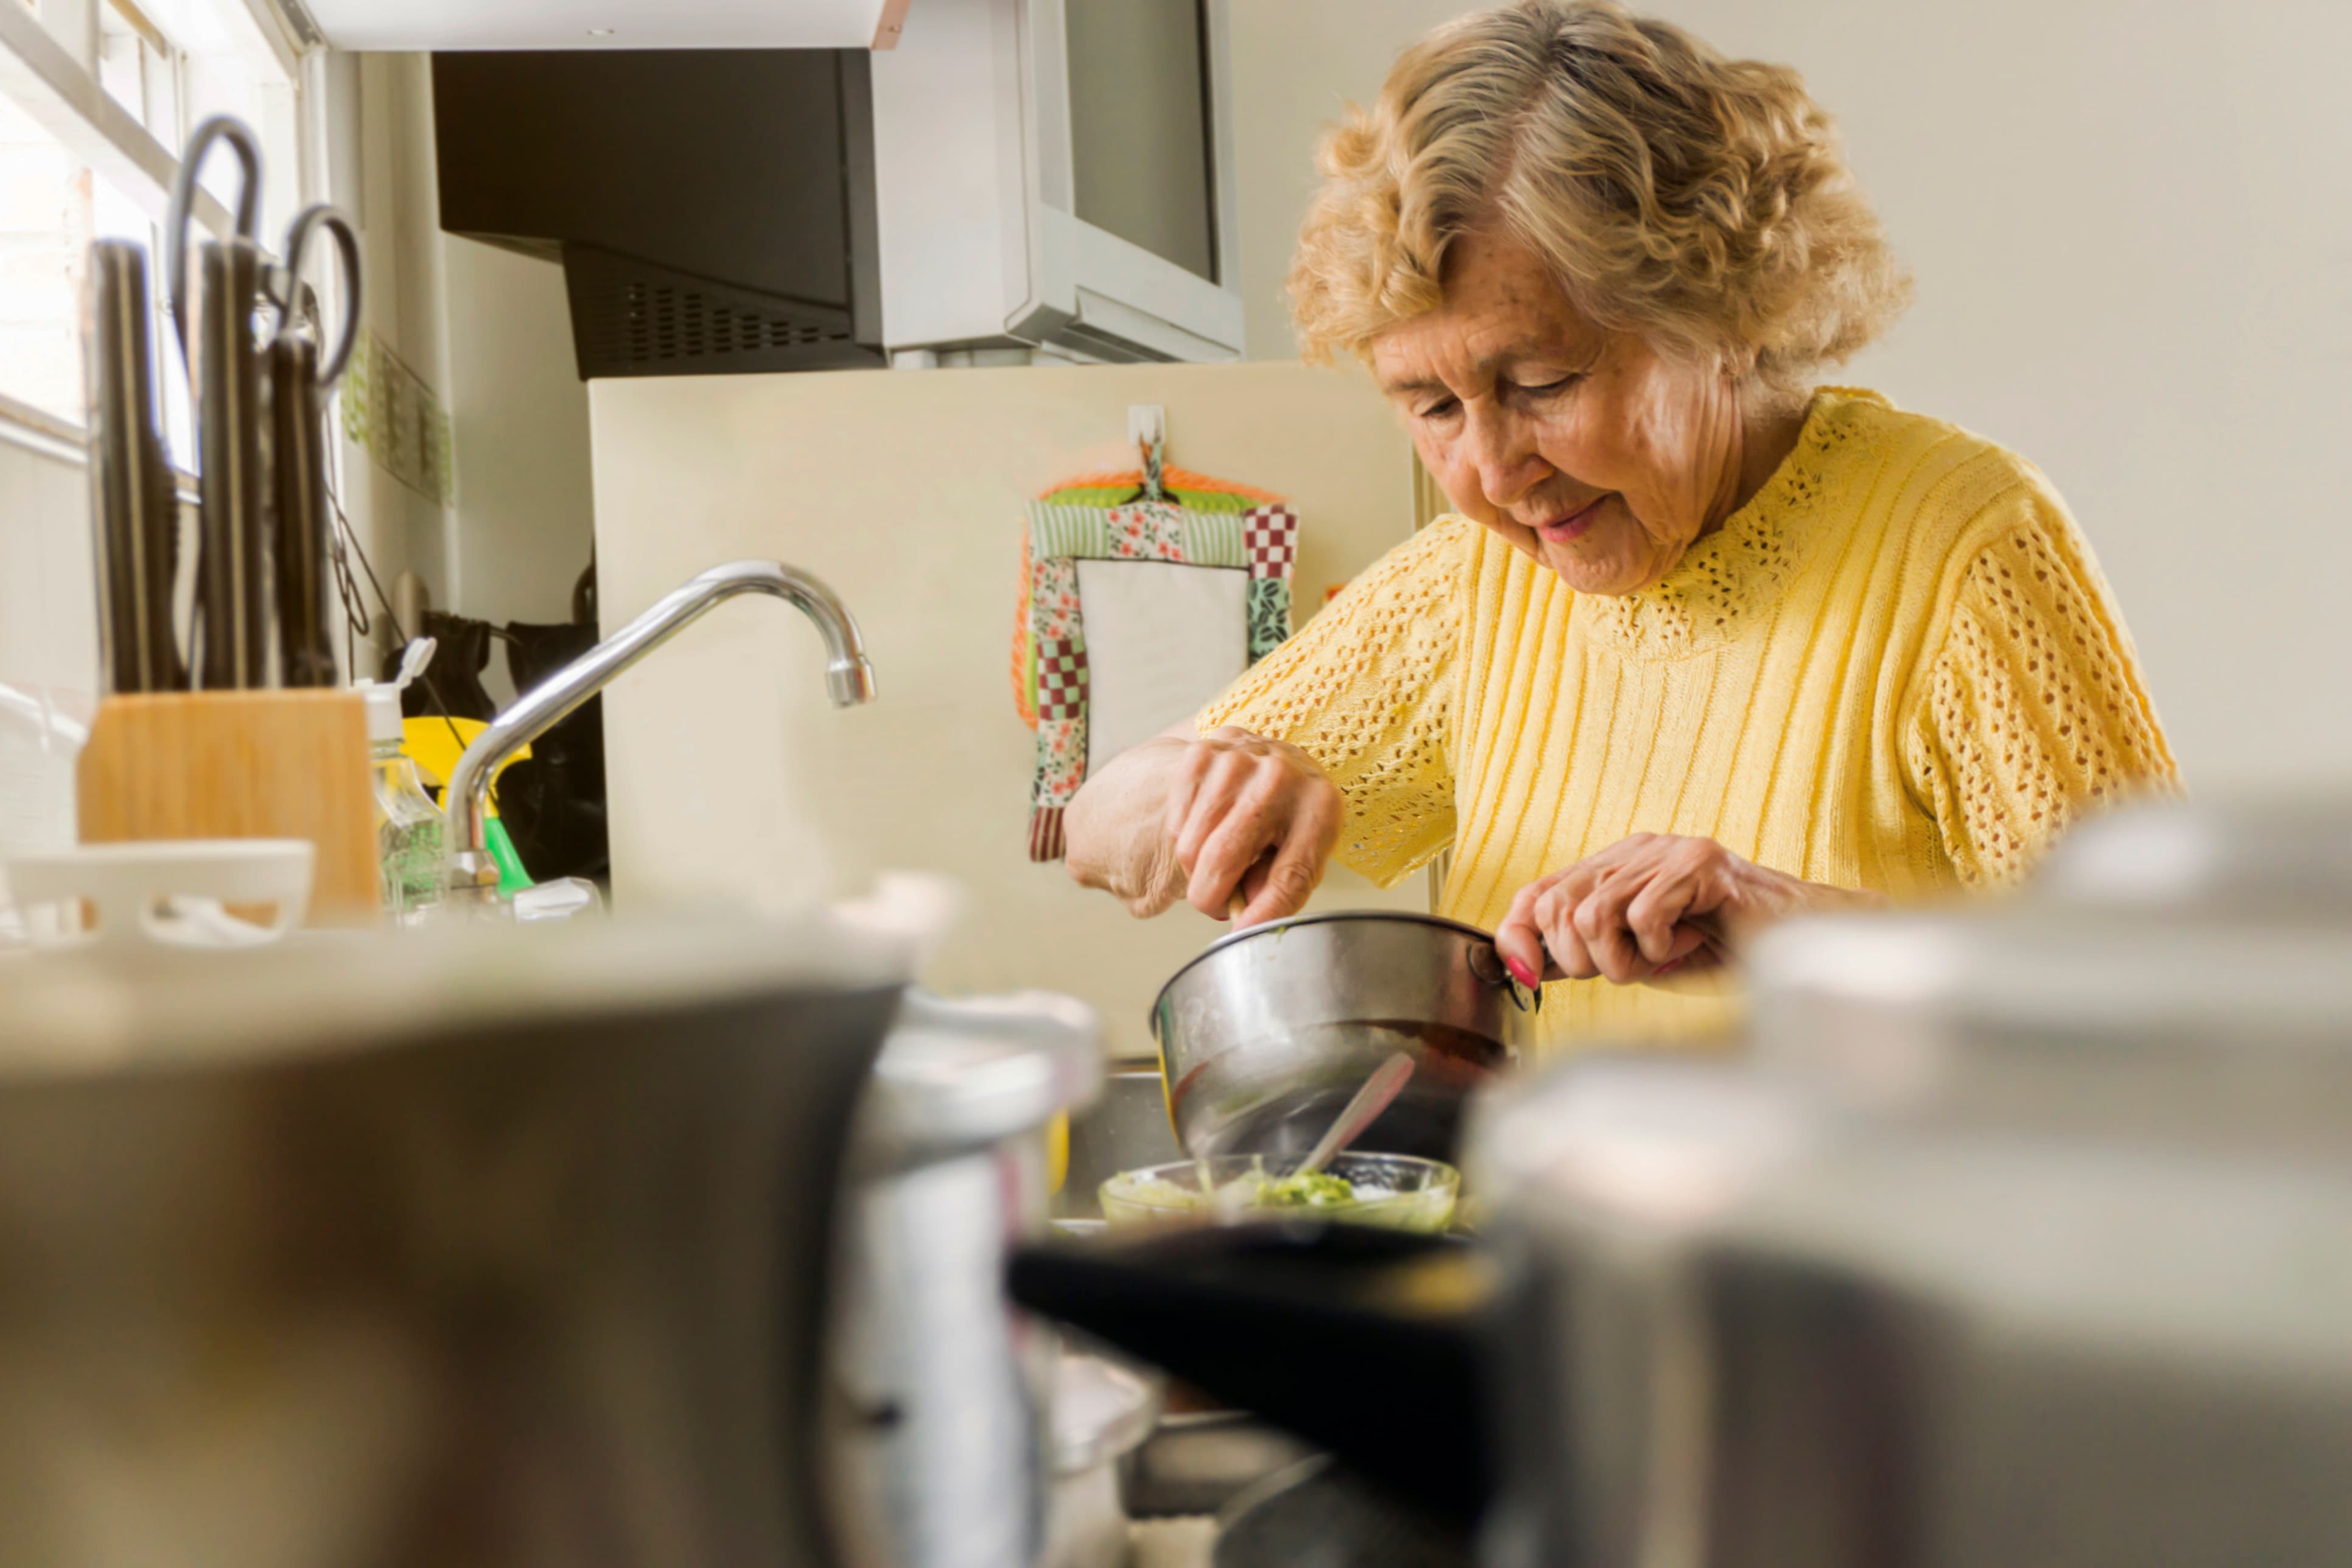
[1295,1052,1416,1177]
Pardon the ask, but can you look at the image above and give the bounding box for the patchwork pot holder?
[1012,438,1299,861]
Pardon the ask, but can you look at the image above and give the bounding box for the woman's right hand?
[1065,723,1342,926]
[1161,727,1343,926]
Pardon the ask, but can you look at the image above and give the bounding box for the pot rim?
[1147,908,1503,1038]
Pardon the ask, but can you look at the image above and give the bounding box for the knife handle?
[191,237,271,691]
[270,334,337,688]
[83,240,185,695]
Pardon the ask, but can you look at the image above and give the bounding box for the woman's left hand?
[1493,833,1882,989]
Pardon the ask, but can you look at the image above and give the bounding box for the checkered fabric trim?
[1242,505,1299,580]
[1036,637,1089,723]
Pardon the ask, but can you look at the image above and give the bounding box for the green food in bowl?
[1257,1171,1357,1209]
[1099,1152,1458,1232]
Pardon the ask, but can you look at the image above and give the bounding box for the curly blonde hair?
[1289,0,1909,397]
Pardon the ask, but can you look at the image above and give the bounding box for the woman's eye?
[1514,376,1579,397]
[1416,397,1460,421]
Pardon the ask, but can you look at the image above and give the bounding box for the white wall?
[0,437,97,871]
[590,360,1427,1057]
[440,237,595,643]
[329,49,452,648]
[332,52,595,692]
[1227,0,2352,791]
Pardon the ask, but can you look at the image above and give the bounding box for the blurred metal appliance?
[1016,794,2352,1565]
[1009,1223,1497,1527]
[1214,1455,1473,1568]
[1469,791,2352,1568]
[826,989,1104,1568]
[1151,911,1539,1161]
[2032,788,2352,921]
[1122,1411,1319,1520]
[1747,789,2352,1155]
[0,912,914,1567]
[1041,1349,1160,1568]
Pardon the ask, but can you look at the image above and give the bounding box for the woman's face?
[1372,228,1749,597]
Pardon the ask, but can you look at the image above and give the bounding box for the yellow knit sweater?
[1200,388,2177,1052]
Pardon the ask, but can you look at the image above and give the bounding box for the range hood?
[435,49,886,379]
[433,2,1244,380]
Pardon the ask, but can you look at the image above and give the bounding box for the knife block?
[75,691,382,926]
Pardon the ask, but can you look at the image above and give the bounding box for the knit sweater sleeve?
[1902,485,2179,887]
[1197,517,1469,887]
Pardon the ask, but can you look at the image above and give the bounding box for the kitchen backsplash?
[589,359,1430,1057]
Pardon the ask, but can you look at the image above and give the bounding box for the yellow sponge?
[397,716,531,816]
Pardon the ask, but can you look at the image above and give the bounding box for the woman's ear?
[1721,348,1795,418]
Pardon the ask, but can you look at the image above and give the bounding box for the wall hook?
[1127,404,1168,503]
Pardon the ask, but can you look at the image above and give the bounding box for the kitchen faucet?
[442,558,875,902]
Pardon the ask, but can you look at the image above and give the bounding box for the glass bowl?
[1099,1152,1459,1233]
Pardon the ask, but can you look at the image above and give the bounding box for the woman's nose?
[1463,406,1547,509]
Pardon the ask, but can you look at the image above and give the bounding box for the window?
[0,85,87,424]
[0,0,308,443]
[98,0,181,137]
[142,0,304,236]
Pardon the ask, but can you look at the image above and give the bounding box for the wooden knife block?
[76,691,382,926]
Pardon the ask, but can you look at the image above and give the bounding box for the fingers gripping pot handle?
[1468,940,1544,1015]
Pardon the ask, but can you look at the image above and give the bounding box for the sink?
[1055,1060,1183,1219]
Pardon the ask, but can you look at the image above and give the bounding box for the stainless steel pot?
[0,912,912,1567]
[825,989,1104,1568]
[1150,911,1539,1160]
[1470,1047,2352,1568]
[1026,795,2352,1567]
[1465,791,2352,1568]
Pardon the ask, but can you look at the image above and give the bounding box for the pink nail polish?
[1505,955,1538,988]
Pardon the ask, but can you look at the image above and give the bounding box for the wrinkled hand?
[1163,726,1342,927]
[1494,833,1881,988]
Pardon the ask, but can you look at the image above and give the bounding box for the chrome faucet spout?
[443,558,874,899]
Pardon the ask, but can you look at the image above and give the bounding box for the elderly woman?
[1066,0,2175,1048]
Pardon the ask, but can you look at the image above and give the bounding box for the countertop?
[1129,1517,1216,1568]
